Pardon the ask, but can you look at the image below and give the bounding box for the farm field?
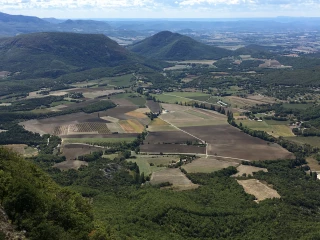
[61,144,105,160]
[161,104,227,127]
[111,93,146,106]
[125,108,149,119]
[232,165,268,177]
[151,94,189,104]
[60,133,138,139]
[146,100,161,114]
[182,125,294,161]
[150,168,199,191]
[140,144,206,154]
[62,137,135,144]
[20,111,112,135]
[152,92,211,104]
[54,160,88,171]
[81,89,124,99]
[103,106,138,120]
[182,157,239,173]
[284,136,320,148]
[127,155,179,176]
[237,179,281,202]
[144,131,200,144]
[119,119,145,133]
[54,122,111,135]
[148,118,176,132]
[236,119,294,137]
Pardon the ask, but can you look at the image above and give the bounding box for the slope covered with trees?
[0,147,94,239]
[128,31,232,60]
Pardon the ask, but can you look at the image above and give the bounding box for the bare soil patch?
[61,133,138,139]
[233,165,268,177]
[181,125,294,161]
[102,106,138,120]
[61,144,105,160]
[144,131,199,144]
[54,160,88,171]
[146,100,161,113]
[140,144,206,154]
[150,168,199,191]
[183,157,239,173]
[237,179,280,202]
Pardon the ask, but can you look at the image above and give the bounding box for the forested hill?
[128,31,232,60]
[0,32,167,79]
[0,147,94,239]
[0,32,135,74]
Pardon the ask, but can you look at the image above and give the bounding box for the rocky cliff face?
[0,206,26,240]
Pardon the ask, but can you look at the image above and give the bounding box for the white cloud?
[1,0,320,17]
[0,0,156,9]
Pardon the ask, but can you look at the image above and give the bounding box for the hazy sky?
[1,0,320,19]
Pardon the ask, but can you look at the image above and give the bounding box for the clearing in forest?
[54,160,88,171]
[150,168,199,191]
[232,165,268,177]
[182,157,239,173]
[237,179,280,202]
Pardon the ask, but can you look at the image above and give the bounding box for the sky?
[1,0,320,19]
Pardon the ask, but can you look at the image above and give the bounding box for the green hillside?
[0,32,138,77]
[0,147,93,239]
[128,31,232,60]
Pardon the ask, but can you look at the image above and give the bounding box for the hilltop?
[0,32,156,78]
[128,31,232,60]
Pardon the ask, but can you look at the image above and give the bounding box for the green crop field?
[127,156,179,176]
[237,119,294,137]
[152,94,189,104]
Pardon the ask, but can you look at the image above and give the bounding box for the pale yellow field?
[149,118,170,126]
[119,119,145,133]
[125,110,148,119]
[237,179,280,202]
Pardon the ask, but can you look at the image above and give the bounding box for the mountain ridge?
[0,32,159,79]
[128,31,232,60]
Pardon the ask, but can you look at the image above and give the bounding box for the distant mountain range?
[128,31,232,60]
[2,11,320,39]
[0,12,118,37]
